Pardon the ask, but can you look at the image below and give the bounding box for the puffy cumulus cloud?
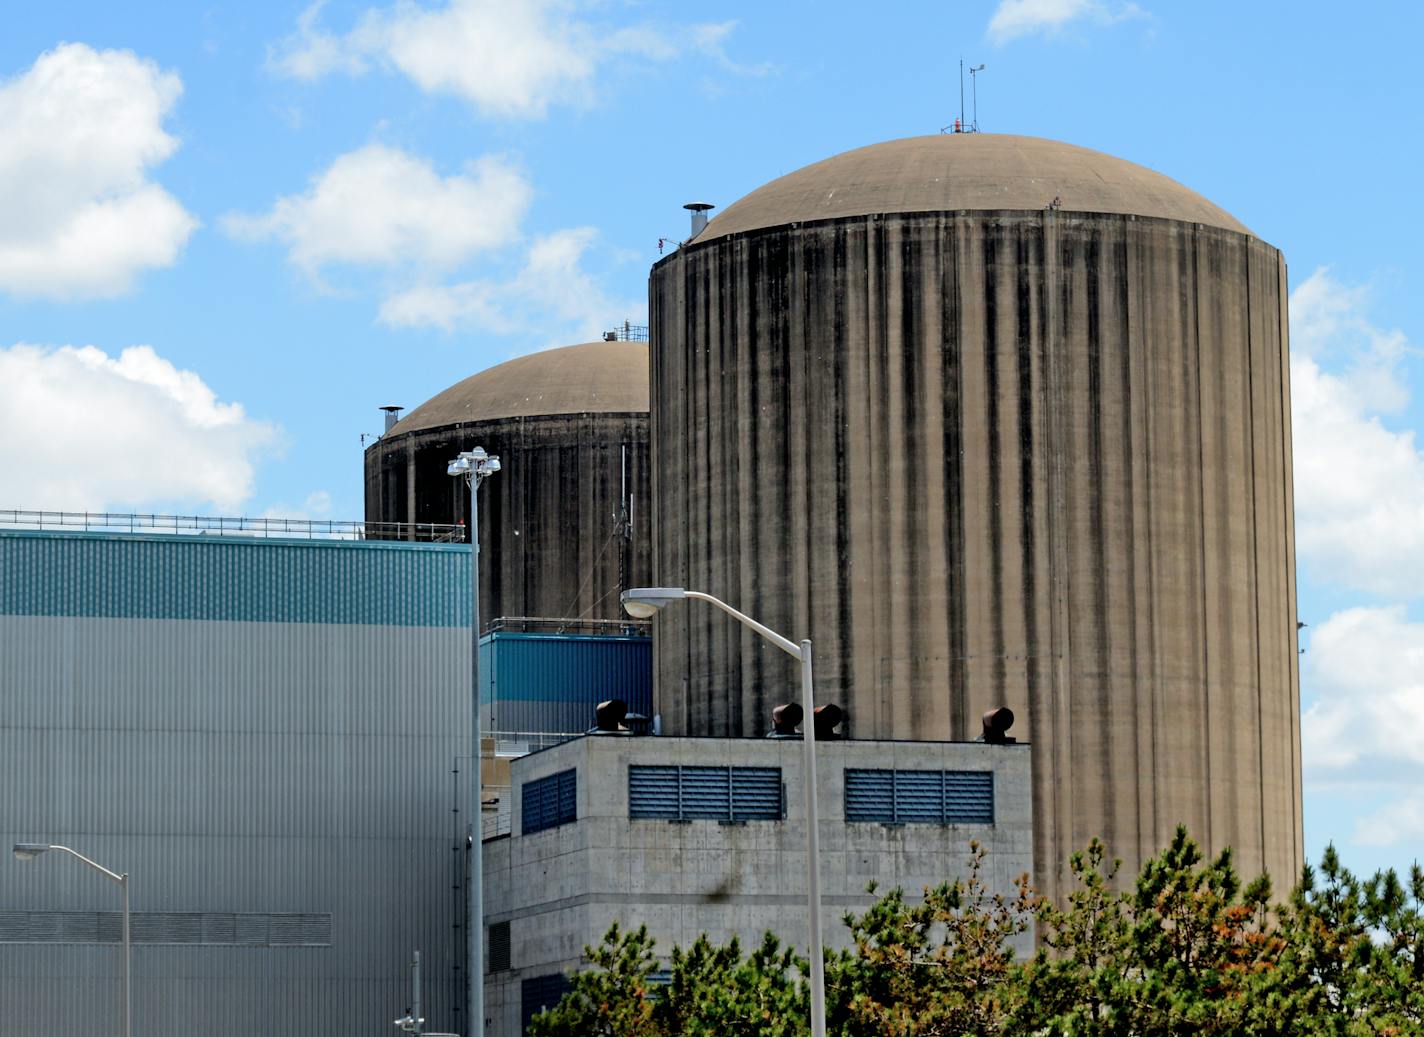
[0,343,279,511]
[0,43,197,299]
[987,0,1145,43]
[270,0,760,118]
[1300,606,1424,848]
[378,227,643,342]
[1289,269,1424,598]
[1291,267,1412,414]
[1302,606,1424,774]
[222,144,530,276]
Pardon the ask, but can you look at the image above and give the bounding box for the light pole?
[448,447,500,1037]
[13,843,131,1037]
[620,587,827,1037]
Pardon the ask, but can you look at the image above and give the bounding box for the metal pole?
[121,872,131,1037]
[413,950,423,1036]
[799,640,826,1037]
[468,475,484,1037]
[959,57,965,132]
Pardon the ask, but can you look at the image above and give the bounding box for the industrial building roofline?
[0,509,464,543]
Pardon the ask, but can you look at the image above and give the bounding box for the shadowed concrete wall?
[649,206,1302,902]
[365,341,651,625]
[367,415,649,624]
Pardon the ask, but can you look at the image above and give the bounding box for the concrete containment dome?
[649,134,1302,903]
[366,340,650,626]
[698,134,1250,240]
[388,339,650,433]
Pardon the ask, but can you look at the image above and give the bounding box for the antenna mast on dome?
[943,58,985,134]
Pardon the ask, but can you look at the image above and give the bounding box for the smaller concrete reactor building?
[364,340,652,626]
[483,733,1033,1036]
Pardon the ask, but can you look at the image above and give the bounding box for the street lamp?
[448,447,500,1037]
[13,843,131,1037]
[620,587,827,1037]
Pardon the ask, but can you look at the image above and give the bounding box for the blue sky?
[2,0,1422,882]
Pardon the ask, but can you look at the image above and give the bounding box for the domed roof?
[389,340,649,435]
[696,134,1250,241]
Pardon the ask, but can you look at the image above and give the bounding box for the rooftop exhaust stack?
[767,702,804,739]
[980,707,1017,744]
[684,202,714,237]
[379,405,403,432]
[589,698,632,735]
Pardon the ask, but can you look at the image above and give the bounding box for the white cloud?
[0,43,197,299]
[222,144,530,276]
[379,227,642,341]
[987,0,1144,43]
[1302,606,1424,774]
[0,343,279,511]
[270,0,760,118]
[1353,795,1424,848]
[1289,269,1424,598]
[1300,606,1424,850]
[261,490,334,521]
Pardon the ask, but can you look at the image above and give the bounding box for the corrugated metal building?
[480,626,652,736]
[0,529,470,1036]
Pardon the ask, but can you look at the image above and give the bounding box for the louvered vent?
[522,768,578,835]
[844,769,994,825]
[629,765,783,821]
[489,920,511,973]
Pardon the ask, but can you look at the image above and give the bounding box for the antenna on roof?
[942,58,983,134]
[968,63,985,131]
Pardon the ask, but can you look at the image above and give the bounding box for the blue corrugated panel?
[479,631,651,733]
[0,530,469,627]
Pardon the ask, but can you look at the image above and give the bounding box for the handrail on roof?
[0,509,465,543]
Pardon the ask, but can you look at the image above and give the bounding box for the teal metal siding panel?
[479,631,652,733]
[0,531,469,627]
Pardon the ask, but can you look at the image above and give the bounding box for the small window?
[629,765,783,822]
[522,973,573,1030]
[488,920,511,973]
[522,768,577,835]
[844,769,994,825]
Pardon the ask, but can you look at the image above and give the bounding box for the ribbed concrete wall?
[649,210,1302,901]
[365,415,650,624]
[0,532,469,1036]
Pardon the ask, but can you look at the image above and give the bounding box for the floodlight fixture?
[620,587,688,619]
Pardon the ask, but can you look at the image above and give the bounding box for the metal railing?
[604,320,649,342]
[0,510,465,543]
[486,730,585,756]
[488,616,650,637]
[482,786,513,840]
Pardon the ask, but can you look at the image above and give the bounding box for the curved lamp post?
[13,843,131,1037]
[620,587,827,1037]
[448,447,500,1037]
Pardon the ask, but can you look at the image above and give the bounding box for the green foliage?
[528,833,1424,1037]
[828,841,1034,1035]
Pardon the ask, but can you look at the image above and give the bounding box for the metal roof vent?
[766,702,803,739]
[589,698,632,735]
[980,706,1017,744]
[380,405,403,432]
[684,202,714,237]
[813,703,845,741]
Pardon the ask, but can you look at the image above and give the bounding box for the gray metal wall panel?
[1,533,470,1036]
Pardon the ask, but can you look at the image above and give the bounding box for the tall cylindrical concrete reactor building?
[649,134,1302,900]
[365,340,650,624]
